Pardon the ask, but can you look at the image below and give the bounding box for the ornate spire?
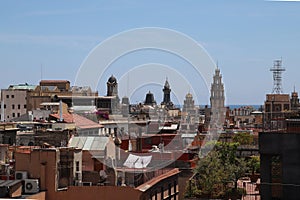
[164,77,170,89]
[161,78,173,108]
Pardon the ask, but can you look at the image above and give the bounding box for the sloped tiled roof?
[50,113,103,129]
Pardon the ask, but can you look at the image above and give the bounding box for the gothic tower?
[210,67,225,129]
[107,75,118,96]
[210,68,225,108]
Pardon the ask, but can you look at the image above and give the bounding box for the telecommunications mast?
[270,59,285,94]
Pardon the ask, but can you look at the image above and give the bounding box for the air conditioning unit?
[15,171,28,180]
[74,180,82,186]
[24,179,39,194]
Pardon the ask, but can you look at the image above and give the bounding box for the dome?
[145,91,156,105]
[108,75,117,83]
[186,92,193,98]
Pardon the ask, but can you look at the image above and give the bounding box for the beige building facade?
[1,86,33,122]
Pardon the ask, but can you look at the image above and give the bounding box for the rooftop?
[136,168,180,192]
[40,80,70,84]
[7,83,37,90]
[50,113,103,129]
[68,136,109,151]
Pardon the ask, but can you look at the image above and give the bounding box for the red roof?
[50,113,103,129]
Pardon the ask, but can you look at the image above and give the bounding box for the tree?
[194,150,224,198]
[247,155,260,174]
[247,155,260,183]
[216,142,248,198]
[186,142,248,199]
[232,132,254,145]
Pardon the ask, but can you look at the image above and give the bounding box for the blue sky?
[1,0,300,105]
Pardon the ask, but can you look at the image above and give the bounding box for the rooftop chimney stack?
[59,100,63,122]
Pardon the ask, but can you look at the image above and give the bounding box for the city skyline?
[1,1,300,104]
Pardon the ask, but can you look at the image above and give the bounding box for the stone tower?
[182,93,195,112]
[162,79,171,104]
[180,92,198,147]
[291,88,299,111]
[161,78,174,109]
[210,68,225,108]
[107,75,118,96]
[210,67,225,129]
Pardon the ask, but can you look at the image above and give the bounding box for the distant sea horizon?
[175,104,263,110]
[226,105,262,110]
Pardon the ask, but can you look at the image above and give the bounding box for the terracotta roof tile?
[50,113,103,129]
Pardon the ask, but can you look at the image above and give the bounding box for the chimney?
[59,100,63,122]
[136,127,143,152]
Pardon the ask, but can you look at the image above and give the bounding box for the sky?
[1,0,300,105]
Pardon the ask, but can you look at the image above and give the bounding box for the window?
[11,95,14,98]
[174,180,178,200]
[4,104,6,109]
[24,105,26,109]
[76,161,80,171]
[18,104,20,109]
[6,95,9,99]
[17,113,20,117]
[12,113,15,118]
[284,104,289,111]
[7,115,9,119]
[265,104,270,112]
[12,104,15,109]
[154,190,157,200]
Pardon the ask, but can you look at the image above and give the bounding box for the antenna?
[126,73,129,97]
[270,59,285,94]
[41,64,43,81]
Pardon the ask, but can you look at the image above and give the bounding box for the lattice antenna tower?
[270,59,285,94]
